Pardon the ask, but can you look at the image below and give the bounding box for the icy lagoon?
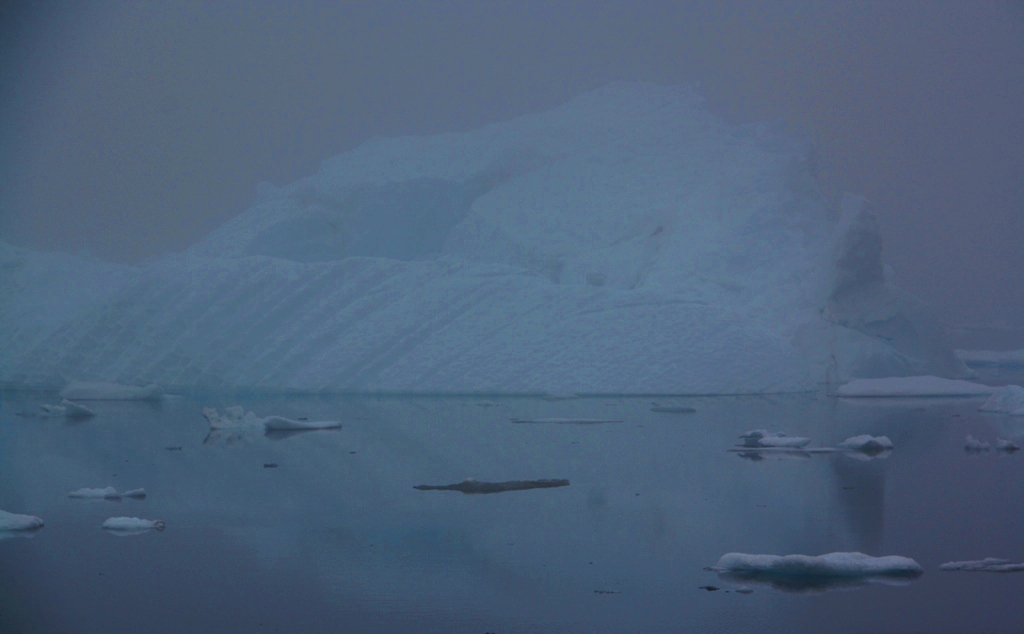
[3,388,1024,633]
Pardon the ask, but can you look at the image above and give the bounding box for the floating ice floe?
[510,417,623,425]
[414,478,570,494]
[978,385,1024,416]
[835,376,997,398]
[964,435,1019,453]
[38,399,95,418]
[737,430,811,448]
[203,406,341,431]
[68,487,146,499]
[102,517,165,534]
[956,349,1024,368]
[940,558,1024,572]
[0,510,44,532]
[837,435,894,455]
[60,381,164,401]
[709,552,923,593]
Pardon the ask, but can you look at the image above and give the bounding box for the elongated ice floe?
[203,406,341,431]
[737,430,811,448]
[710,552,923,592]
[940,558,1024,572]
[38,399,96,418]
[956,349,1024,367]
[69,487,146,499]
[978,385,1024,416]
[102,517,165,533]
[0,510,45,532]
[60,381,164,401]
[835,376,997,398]
[510,417,623,425]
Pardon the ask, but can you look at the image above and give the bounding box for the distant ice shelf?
[0,83,969,395]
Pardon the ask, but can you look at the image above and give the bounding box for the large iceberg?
[0,83,966,395]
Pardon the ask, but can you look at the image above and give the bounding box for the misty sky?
[1,0,1021,328]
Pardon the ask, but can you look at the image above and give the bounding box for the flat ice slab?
[60,381,164,400]
[69,487,146,499]
[940,558,1024,572]
[203,406,341,430]
[956,349,1024,367]
[102,517,165,533]
[835,376,997,397]
[708,551,923,592]
[0,510,44,531]
[978,385,1024,415]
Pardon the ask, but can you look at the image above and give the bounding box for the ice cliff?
[0,83,965,394]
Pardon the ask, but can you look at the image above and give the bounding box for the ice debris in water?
[60,381,164,401]
[69,487,146,499]
[940,558,1024,572]
[710,552,923,592]
[0,510,45,532]
[203,406,341,431]
[837,435,894,455]
[835,376,997,397]
[964,435,1020,453]
[102,517,165,533]
[38,399,95,418]
[737,430,811,448]
[978,385,1024,416]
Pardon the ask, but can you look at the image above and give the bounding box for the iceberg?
[940,558,1024,572]
[38,399,96,418]
[0,510,44,532]
[978,385,1024,416]
[709,552,922,592]
[102,517,165,534]
[835,376,997,398]
[0,83,966,395]
[203,406,341,431]
[737,430,811,448]
[837,434,894,455]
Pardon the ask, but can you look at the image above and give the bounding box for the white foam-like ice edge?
[713,552,923,577]
[835,376,997,397]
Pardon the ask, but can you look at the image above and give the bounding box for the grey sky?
[1,0,1021,328]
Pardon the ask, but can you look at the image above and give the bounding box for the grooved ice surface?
[0,83,953,394]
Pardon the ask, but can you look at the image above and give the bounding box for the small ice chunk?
[978,385,1024,416]
[60,399,96,418]
[836,376,997,398]
[837,435,894,454]
[940,558,1024,572]
[121,488,147,498]
[60,381,163,401]
[261,416,341,431]
[102,517,165,533]
[965,435,991,451]
[68,486,121,499]
[0,510,45,531]
[995,438,1021,452]
[737,430,811,448]
[712,552,923,578]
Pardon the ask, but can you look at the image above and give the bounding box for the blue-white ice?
[0,83,967,394]
[979,385,1024,416]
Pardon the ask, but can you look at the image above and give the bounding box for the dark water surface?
[2,390,1023,633]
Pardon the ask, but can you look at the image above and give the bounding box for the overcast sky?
[1,0,1021,328]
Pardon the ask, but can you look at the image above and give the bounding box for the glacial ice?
[0,83,967,395]
[835,376,997,398]
[203,406,341,430]
[102,517,165,533]
[711,552,923,583]
[978,385,1024,416]
[60,381,164,401]
[0,510,44,532]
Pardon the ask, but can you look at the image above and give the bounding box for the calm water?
[2,389,1023,633]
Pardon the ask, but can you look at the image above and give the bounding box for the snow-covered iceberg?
[978,385,1024,415]
[0,83,966,395]
[709,552,922,592]
[203,406,341,431]
[835,376,997,398]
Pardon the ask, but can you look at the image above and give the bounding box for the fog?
[1,0,1021,329]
